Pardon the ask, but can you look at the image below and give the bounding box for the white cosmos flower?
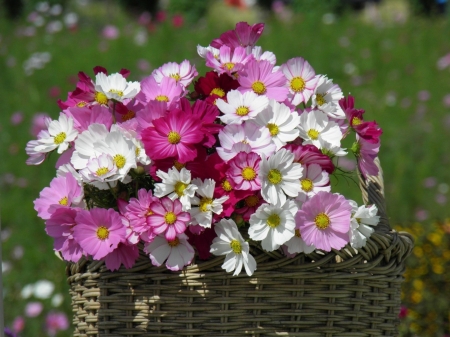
[95,72,141,102]
[79,153,118,184]
[298,163,330,200]
[254,100,300,150]
[197,45,219,59]
[210,218,257,276]
[217,89,269,125]
[144,233,195,271]
[216,122,276,162]
[154,167,198,211]
[284,228,316,254]
[259,148,303,206]
[251,46,277,66]
[321,141,348,157]
[348,200,380,249]
[34,114,78,154]
[248,199,297,251]
[189,178,229,228]
[311,75,345,119]
[71,123,110,169]
[298,109,342,149]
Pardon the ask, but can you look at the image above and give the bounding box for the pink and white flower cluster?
[26,22,382,276]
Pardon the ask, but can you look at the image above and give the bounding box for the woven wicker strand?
[66,157,414,337]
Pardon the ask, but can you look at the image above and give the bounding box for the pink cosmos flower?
[104,242,140,271]
[152,60,198,88]
[238,59,289,101]
[296,191,351,251]
[298,164,330,199]
[25,302,43,317]
[281,57,319,106]
[235,192,264,221]
[172,14,184,28]
[125,188,159,240]
[45,207,84,263]
[148,197,190,240]
[30,112,51,137]
[136,76,184,106]
[141,109,203,163]
[10,111,24,125]
[353,134,380,178]
[206,45,253,77]
[12,316,25,333]
[211,22,264,52]
[45,311,69,337]
[284,144,335,174]
[73,208,127,260]
[227,151,261,191]
[102,25,119,40]
[64,105,113,132]
[34,173,83,220]
[144,233,195,271]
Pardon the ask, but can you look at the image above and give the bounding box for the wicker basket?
[66,158,414,337]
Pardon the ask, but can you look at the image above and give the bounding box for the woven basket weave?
[66,158,414,337]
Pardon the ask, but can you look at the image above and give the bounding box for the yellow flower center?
[146,209,153,216]
[170,73,181,81]
[168,131,181,144]
[174,181,187,197]
[59,196,68,206]
[135,147,141,157]
[122,110,135,121]
[113,154,126,169]
[267,169,282,185]
[210,88,225,97]
[109,89,124,97]
[164,211,177,225]
[295,229,301,237]
[245,195,259,207]
[242,167,257,181]
[95,91,108,105]
[315,93,326,106]
[290,77,305,92]
[168,237,180,247]
[251,81,266,95]
[173,160,185,171]
[155,95,169,102]
[314,212,330,230]
[236,106,250,116]
[300,178,314,192]
[76,101,87,107]
[230,239,242,254]
[96,226,109,240]
[96,167,109,176]
[199,197,213,212]
[307,129,320,140]
[267,123,279,136]
[222,179,232,192]
[267,213,281,228]
[54,132,67,145]
[224,62,235,71]
[352,117,362,126]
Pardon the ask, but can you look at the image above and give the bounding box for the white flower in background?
[144,233,195,271]
[348,200,380,249]
[248,199,297,252]
[298,163,330,200]
[254,100,300,150]
[284,228,316,254]
[311,75,345,119]
[210,218,257,276]
[189,178,229,228]
[34,114,78,154]
[298,109,342,149]
[95,72,141,102]
[51,293,64,307]
[154,167,198,210]
[20,284,35,299]
[217,89,269,125]
[33,279,55,299]
[259,148,303,206]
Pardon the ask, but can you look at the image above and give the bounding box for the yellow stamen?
[307,129,320,140]
[295,229,301,237]
[95,92,108,105]
[210,88,225,97]
[352,117,362,126]
[251,81,266,95]
[267,213,281,228]
[155,95,169,102]
[315,93,326,106]
[199,197,213,212]
[122,110,135,121]
[108,89,123,97]
[170,73,181,81]
[267,169,282,185]
[290,77,305,92]
[59,196,68,206]
[242,167,257,181]
[314,212,330,230]
[76,101,87,107]
[168,237,180,247]
[267,123,279,136]
[54,132,66,145]
[224,62,235,71]
[300,178,314,192]
[164,211,177,225]
[96,167,109,176]
[236,106,250,116]
[222,179,232,192]
[173,160,185,171]
[244,195,259,207]
[96,226,109,240]
[174,181,187,197]
[230,239,242,254]
[168,131,181,144]
[113,154,126,169]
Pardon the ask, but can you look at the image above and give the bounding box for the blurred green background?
[0,0,449,335]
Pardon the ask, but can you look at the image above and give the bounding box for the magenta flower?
[352,134,380,178]
[73,208,127,260]
[125,188,159,240]
[34,173,83,220]
[102,25,119,40]
[227,151,261,191]
[148,197,190,241]
[136,76,184,106]
[211,22,264,51]
[104,242,140,271]
[284,143,335,174]
[45,207,84,263]
[64,105,113,132]
[238,60,289,101]
[45,311,69,337]
[296,191,351,251]
[141,109,203,163]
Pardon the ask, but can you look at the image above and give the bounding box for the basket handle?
[358,157,391,233]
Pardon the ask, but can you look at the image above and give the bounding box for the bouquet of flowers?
[26,22,383,277]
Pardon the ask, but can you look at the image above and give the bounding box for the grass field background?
[0,0,449,335]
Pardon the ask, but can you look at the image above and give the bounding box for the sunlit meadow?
[0,0,449,336]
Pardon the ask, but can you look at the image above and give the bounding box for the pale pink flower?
[206,45,253,77]
[136,76,184,106]
[104,243,140,271]
[45,311,69,337]
[10,112,24,125]
[25,302,43,317]
[227,151,261,191]
[102,25,119,40]
[125,188,159,240]
[152,60,198,88]
[281,57,319,106]
[148,197,190,240]
[30,113,51,137]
